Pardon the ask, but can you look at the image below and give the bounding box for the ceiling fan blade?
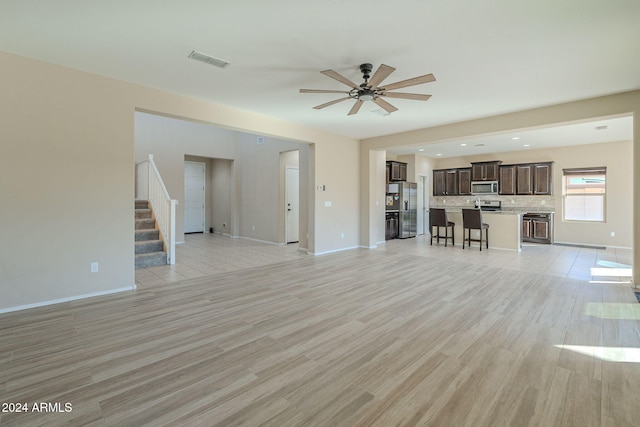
[372,97,398,114]
[313,96,351,110]
[382,92,432,101]
[348,100,364,116]
[381,73,436,91]
[367,64,396,88]
[320,69,360,89]
[300,89,350,94]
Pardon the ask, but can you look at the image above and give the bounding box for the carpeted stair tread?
[135,251,167,268]
[135,200,149,209]
[135,209,152,219]
[135,218,156,230]
[135,240,164,255]
[135,229,160,241]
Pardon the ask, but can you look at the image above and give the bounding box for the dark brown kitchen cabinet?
[387,161,407,182]
[433,170,446,195]
[533,163,552,194]
[522,213,553,244]
[433,168,460,196]
[516,164,534,194]
[458,168,472,195]
[499,165,516,195]
[511,162,553,195]
[445,169,458,195]
[471,161,501,181]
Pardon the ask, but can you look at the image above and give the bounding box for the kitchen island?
[431,208,554,251]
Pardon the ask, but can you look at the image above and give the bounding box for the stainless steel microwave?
[471,181,499,195]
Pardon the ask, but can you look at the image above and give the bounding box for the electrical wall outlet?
[611,231,616,237]
[91,262,99,273]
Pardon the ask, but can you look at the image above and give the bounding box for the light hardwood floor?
[1,234,637,426]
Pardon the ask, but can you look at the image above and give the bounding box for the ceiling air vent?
[188,50,230,69]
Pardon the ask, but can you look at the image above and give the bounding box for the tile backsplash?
[430,195,555,211]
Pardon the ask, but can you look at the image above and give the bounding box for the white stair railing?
[136,154,177,265]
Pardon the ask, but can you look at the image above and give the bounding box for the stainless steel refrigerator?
[387,182,417,238]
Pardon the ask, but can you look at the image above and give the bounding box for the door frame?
[419,174,430,236]
[184,161,206,234]
[285,166,300,243]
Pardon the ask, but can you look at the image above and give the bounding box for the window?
[562,167,606,222]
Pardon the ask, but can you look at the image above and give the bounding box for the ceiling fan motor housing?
[359,63,373,82]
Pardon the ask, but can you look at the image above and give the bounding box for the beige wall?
[0,51,359,311]
[235,133,309,245]
[314,139,360,253]
[430,140,632,248]
[211,158,233,236]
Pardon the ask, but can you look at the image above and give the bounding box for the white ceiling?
[388,115,633,158]
[1,0,639,151]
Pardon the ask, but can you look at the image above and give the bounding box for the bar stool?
[430,208,454,247]
[462,208,489,250]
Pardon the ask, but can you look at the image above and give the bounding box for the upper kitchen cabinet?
[458,168,472,195]
[499,161,554,195]
[499,165,516,195]
[533,163,553,194]
[471,161,501,181]
[433,168,460,196]
[433,169,446,195]
[387,161,407,182]
[516,164,534,194]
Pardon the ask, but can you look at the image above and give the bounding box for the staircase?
[135,200,167,268]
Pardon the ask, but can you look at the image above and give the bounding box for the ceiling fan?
[299,63,435,115]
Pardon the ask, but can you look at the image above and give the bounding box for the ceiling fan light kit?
[300,63,435,115]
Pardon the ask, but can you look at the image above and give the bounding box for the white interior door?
[184,161,205,233]
[285,167,299,243]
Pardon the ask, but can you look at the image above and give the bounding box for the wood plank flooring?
[1,235,638,426]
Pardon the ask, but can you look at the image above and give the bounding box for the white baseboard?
[309,245,361,256]
[238,236,284,246]
[0,285,137,314]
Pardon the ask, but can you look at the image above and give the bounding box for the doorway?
[285,166,300,243]
[184,161,205,233]
[421,175,430,236]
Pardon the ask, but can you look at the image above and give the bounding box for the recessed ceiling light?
[512,137,521,140]
[436,153,442,157]
[523,144,531,147]
[460,143,467,147]
[418,148,425,152]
